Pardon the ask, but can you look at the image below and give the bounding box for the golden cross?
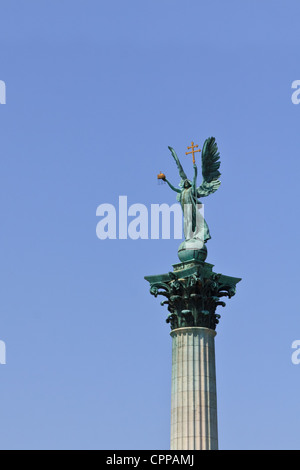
[185,141,201,164]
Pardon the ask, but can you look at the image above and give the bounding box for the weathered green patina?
[145,137,241,330]
[164,137,221,243]
[145,259,241,330]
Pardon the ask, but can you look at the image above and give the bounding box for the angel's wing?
[197,137,221,198]
[168,146,187,182]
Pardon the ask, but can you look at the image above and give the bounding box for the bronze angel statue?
[161,137,221,243]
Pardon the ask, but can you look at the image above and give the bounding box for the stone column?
[170,327,218,450]
[145,257,241,451]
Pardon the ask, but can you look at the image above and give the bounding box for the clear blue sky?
[0,0,300,450]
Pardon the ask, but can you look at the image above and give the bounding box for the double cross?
[185,141,201,164]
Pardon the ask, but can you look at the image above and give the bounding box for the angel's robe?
[179,186,211,242]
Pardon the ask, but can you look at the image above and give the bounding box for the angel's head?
[183,180,191,189]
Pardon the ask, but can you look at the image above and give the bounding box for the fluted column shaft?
[170,327,218,450]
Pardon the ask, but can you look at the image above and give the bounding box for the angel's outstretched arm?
[164,178,181,193]
[193,164,197,193]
